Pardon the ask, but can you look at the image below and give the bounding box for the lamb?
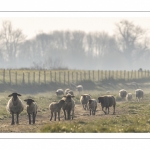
[62,93,75,120]
[49,99,65,121]
[119,89,127,100]
[98,95,116,115]
[126,93,132,101]
[56,89,64,96]
[135,89,144,102]
[24,99,37,124]
[6,92,24,125]
[88,99,97,115]
[80,94,91,110]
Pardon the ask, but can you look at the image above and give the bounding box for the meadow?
[0,69,150,133]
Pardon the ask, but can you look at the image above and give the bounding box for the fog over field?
[0,17,150,70]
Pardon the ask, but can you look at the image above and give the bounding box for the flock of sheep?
[5,84,144,125]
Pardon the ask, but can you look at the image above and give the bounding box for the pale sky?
[0,15,150,40]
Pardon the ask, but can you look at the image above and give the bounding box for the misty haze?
[0,19,149,70]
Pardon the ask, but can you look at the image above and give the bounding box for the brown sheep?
[98,95,116,115]
[62,94,75,120]
[88,99,97,115]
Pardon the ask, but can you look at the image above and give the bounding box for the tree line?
[0,20,149,70]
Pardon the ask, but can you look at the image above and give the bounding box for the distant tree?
[115,20,146,67]
[0,21,26,65]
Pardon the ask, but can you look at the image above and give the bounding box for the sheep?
[6,92,24,125]
[56,89,64,96]
[98,95,116,115]
[80,94,91,110]
[65,89,70,95]
[62,93,75,120]
[119,89,127,100]
[66,89,74,96]
[88,99,97,115]
[24,99,37,124]
[126,93,132,101]
[135,89,144,102]
[76,85,83,93]
[49,99,65,121]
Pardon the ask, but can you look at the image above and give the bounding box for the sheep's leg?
[50,111,53,121]
[54,112,57,121]
[102,107,106,114]
[113,105,115,115]
[28,113,31,124]
[58,111,60,121]
[72,110,74,120]
[67,110,71,120]
[108,107,109,114]
[33,112,35,124]
[90,109,91,115]
[11,113,15,125]
[63,110,66,120]
[16,113,19,124]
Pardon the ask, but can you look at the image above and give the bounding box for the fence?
[0,69,150,85]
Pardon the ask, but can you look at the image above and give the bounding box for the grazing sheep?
[126,93,132,101]
[56,89,64,96]
[24,99,37,124]
[49,99,65,121]
[64,88,70,94]
[119,89,127,100]
[76,85,83,93]
[62,94,75,120]
[80,94,91,110]
[6,92,24,125]
[88,99,97,115]
[98,95,116,115]
[135,89,144,102]
[66,90,74,96]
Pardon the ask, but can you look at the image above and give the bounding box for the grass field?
[0,87,150,133]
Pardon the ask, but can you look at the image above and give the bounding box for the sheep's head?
[98,97,105,103]
[88,99,93,104]
[8,92,21,101]
[63,94,75,102]
[24,99,35,105]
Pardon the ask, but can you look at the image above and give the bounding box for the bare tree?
[115,20,146,67]
[0,21,26,64]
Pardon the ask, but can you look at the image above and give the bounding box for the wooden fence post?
[9,70,11,85]
[15,72,17,85]
[3,69,5,83]
[89,70,90,80]
[93,70,94,81]
[44,70,46,84]
[22,72,25,84]
[33,72,35,84]
[28,72,30,84]
[64,72,66,85]
[39,71,40,84]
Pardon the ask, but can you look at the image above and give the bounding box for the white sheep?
[49,99,65,121]
[88,99,97,115]
[126,93,132,101]
[56,89,64,96]
[135,89,144,102]
[6,92,24,125]
[24,99,38,124]
[62,94,75,120]
[76,85,83,93]
[119,89,127,100]
[80,94,91,110]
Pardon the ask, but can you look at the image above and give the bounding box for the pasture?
[1,88,150,133]
[0,69,150,133]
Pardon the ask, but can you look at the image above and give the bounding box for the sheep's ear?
[63,96,67,97]
[8,94,13,97]
[17,93,21,96]
[24,99,28,102]
[31,99,35,102]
